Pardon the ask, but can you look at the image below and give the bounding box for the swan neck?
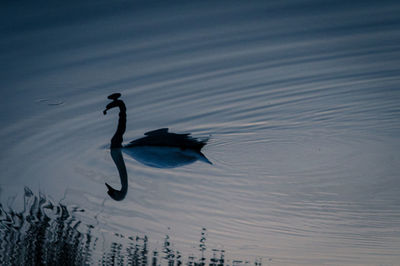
[108,100,126,148]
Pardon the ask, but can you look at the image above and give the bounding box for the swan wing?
[144,128,169,136]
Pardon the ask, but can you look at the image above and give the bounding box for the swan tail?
[197,151,212,165]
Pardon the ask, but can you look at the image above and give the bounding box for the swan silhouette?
[104,93,210,200]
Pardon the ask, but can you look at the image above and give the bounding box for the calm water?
[1,0,400,265]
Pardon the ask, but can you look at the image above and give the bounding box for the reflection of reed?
[0,188,262,266]
[0,187,94,265]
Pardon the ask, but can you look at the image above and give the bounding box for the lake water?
[1,1,400,265]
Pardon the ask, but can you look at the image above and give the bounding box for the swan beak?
[105,182,112,191]
[105,182,126,201]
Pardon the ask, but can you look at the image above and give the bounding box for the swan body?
[126,128,206,151]
[123,128,211,168]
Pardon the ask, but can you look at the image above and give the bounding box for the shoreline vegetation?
[0,188,262,266]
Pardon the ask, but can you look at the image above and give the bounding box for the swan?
[103,93,210,200]
[103,93,209,151]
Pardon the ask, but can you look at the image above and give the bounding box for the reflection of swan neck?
[105,148,128,201]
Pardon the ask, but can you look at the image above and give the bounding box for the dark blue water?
[1,1,400,265]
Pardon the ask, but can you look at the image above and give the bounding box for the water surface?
[1,0,400,265]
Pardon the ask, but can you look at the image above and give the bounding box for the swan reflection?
[123,143,211,168]
[106,148,127,201]
[104,93,211,201]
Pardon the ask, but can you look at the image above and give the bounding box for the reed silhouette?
[0,188,261,266]
[0,187,93,265]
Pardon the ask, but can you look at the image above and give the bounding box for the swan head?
[105,182,127,201]
[107,93,121,100]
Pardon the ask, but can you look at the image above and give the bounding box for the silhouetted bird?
[103,93,208,152]
[103,93,210,200]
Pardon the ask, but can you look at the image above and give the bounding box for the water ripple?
[1,0,400,264]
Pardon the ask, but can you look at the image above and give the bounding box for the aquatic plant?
[0,188,261,266]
